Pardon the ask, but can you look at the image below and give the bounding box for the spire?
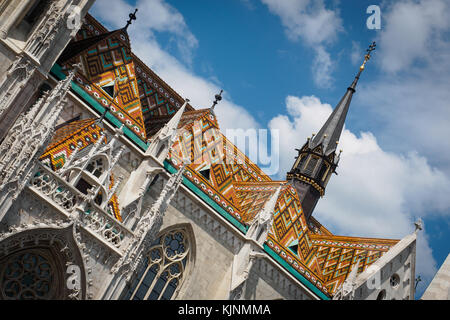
[247,184,283,246]
[145,98,189,162]
[287,42,376,222]
[210,90,223,114]
[334,259,360,300]
[124,9,138,30]
[163,98,189,144]
[311,41,376,156]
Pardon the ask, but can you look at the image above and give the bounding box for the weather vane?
[210,90,223,113]
[360,41,376,70]
[124,8,138,30]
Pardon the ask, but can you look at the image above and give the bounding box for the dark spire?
[287,41,376,222]
[124,8,138,30]
[311,41,376,156]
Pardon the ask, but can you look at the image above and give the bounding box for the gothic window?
[294,154,307,171]
[86,158,105,178]
[376,289,386,300]
[318,163,330,182]
[0,249,60,300]
[303,156,319,176]
[123,227,192,300]
[75,177,93,195]
[94,191,103,206]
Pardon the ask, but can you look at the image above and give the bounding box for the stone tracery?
[124,226,192,300]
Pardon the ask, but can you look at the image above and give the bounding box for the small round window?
[390,273,400,288]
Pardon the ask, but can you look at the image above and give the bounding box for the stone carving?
[0,55,37,119]
[111,162,188,278]
[0,66,77,220]
[0,223,87,300]
[229,185,283,299]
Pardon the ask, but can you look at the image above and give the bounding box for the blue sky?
[91,0,450,298]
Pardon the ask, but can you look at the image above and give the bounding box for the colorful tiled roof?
[60,27,147,140]
[68,14,196,141]
[41,118,104,170]
[311,234,399,293]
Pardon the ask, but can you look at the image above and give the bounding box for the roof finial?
[414,218,423,233]
[210,89,223,113]
[349,41,376,91]
[360,41,376,71]
[124,8,138,30]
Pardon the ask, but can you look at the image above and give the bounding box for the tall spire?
[311,41,376,156]
[287,42,376,222]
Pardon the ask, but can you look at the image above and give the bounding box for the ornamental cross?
[125,9,138,30]
[364,41,376,61]
[366,41,377,58]
[361,41,376,70]
[211,90,223,112]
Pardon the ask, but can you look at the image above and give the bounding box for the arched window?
[376,289,386,300]
[304,156,319,176]
[123,227,192,300]
[86,157,105,178]
[293,154,307,171]
[318,163,329,182]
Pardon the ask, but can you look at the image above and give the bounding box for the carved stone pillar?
[0,54,42,141]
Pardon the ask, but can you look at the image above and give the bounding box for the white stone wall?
[143,176,318,300]
[422,254,450,300]
[353,240,416,300]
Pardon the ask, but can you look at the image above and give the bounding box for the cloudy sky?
[90,0,450,298]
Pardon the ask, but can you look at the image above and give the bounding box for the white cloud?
[312,46,334,89]
[356,0,450,176]
[91,0,259,132]
[351,41,362,66]
[268,95,450,282]
[378,0,450,73]
[260,0,342,45]
[260,0,343,88]
[91,0,198,64]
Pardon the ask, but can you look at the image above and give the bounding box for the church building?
[0,0,418,300]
